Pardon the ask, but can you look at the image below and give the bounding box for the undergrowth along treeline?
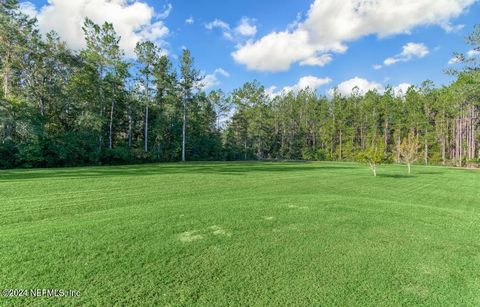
[0,1,479,169]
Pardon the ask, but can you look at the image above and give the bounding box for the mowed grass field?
[0,162,479,306]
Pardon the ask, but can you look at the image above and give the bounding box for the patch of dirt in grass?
[178,226,232,242]
[209,225,232,237]
[178,231,204,242]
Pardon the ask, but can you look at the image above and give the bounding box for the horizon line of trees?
[1,1,479,169]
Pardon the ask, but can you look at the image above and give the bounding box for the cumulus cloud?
[234,17,257,37]
[329,77,384,97]
[233,0,475,72]
[232,30,337,72]
[383,42,429,66]
[299,54,333,67]
[268,76,332,97]
[328,77,414,97]
[201,68,230,89]
[284,76,332,92]
[23,0,170,57]
[393,83,412,97]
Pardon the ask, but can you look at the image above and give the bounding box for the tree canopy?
[0,1,479,169]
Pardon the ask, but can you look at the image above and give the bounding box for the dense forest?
[1,1,479,169]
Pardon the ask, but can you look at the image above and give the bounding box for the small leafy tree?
[357,141,385,177]
[399,131,420,174]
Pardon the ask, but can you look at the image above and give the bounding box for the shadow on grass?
[0,162,357,181]
[377,173,416,179]
[417,171,445,175]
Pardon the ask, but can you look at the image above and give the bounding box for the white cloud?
[383,58,398,66]
[201,68,230,89]
[206,17,257,41]
[19,1,37,19]
[233,0,475,72]
[266,86,281,98]
[205,19,233,40]
[23,0,170,58]
[205,19,230,31]
[232,30,340,72]
[448,56,461,65]
[373,64,383,70]
[284,76,332,92]
[234,17,257,37]
[299,54,333,67]
[449,49,480,65]
[214,68,230,78]
[383,42,429,66]
[393,83,412,97]
[185,16,194,25]
[268,76,332,97]
[441,22,465,33]
[329,77,414,97]
[467,49,480,57]
[329,77,384,97]
[157,4,172,19]
[401,42,430,57]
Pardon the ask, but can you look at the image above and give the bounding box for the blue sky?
[21,0,480,95]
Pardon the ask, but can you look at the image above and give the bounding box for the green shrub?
[0,140,18,169]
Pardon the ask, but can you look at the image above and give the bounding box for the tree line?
[0,1,479,169]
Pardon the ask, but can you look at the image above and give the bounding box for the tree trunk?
[144,74,150,152]
[39,96,45,135]
[469,105,475,161]
[459,115,463,165]
[109,99,115,150]
[361,124,365,150]
[384,118,389,154]
[182,98,186,162]
[128,104,132,148]
[244,138,247,161]
[424,129,428,165]
[441,136,446,165]
[2,69,9,97]
[2,52,11,97]
[339,130,342,161]
[98,67,104,154]
[407,163,411,174]
[396,133,401,163]
[455,117,461,165]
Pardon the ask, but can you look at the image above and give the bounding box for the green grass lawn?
[1,162,479,306]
